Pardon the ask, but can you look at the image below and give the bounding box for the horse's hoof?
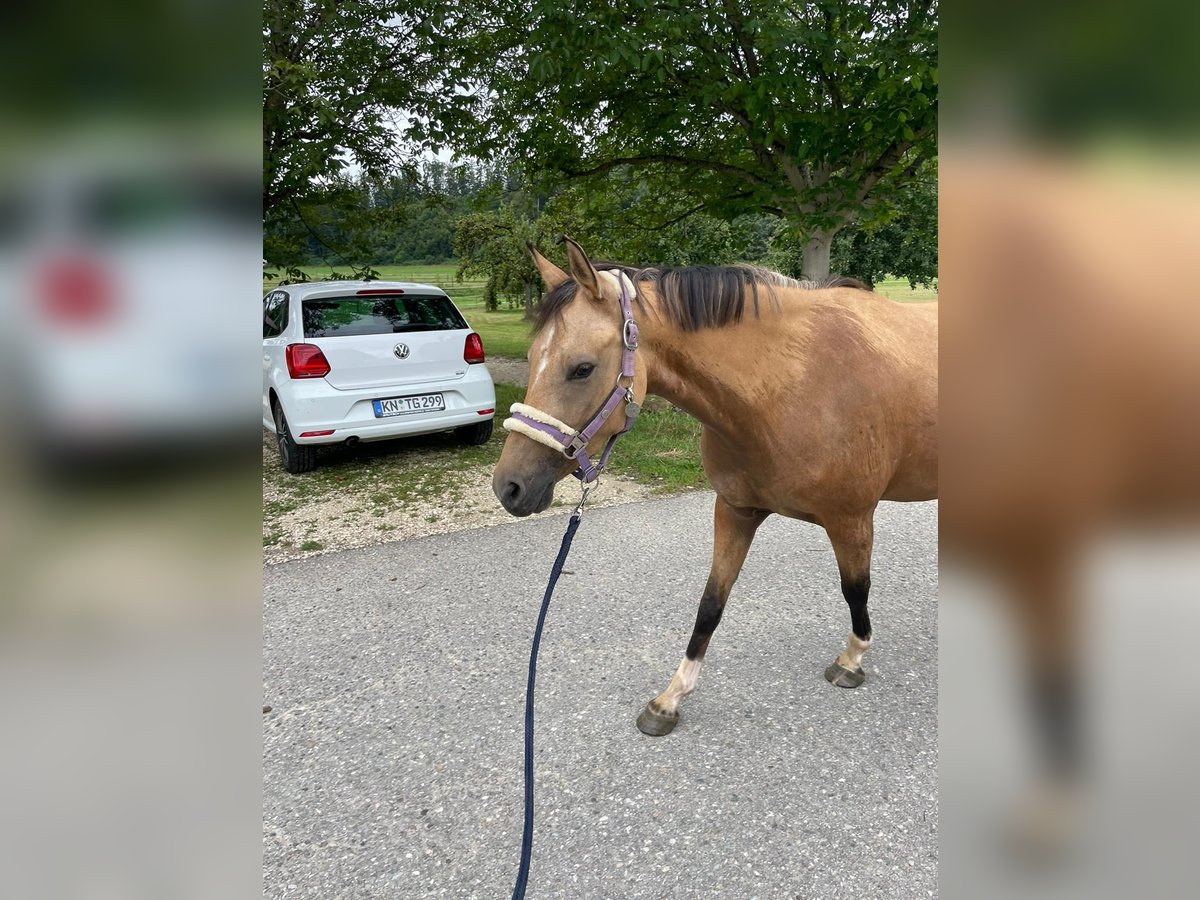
[636,703,680,736]
[824,661,866,688]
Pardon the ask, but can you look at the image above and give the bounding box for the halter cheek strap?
[503,271,642,484]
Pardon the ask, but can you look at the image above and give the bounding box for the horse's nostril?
[501,479,522,504]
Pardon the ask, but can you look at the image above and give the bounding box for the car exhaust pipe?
[343,436,359,448]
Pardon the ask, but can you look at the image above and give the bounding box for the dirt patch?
[485,356,529,387]
[263,440,651,565]
[263,356,686,564]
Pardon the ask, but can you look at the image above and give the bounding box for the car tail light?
[286,343,331,378]
[39,257,116,328]
[464,332,485,364]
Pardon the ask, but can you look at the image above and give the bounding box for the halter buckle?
[564,434,588,459]
[622,319,639,351]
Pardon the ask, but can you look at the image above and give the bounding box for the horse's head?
[492,237,646,516]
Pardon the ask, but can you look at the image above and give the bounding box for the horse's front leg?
[636,497,768,736]
[822,511,876,688]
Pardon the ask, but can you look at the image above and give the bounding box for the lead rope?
[510,487,591,900]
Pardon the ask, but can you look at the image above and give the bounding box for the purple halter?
[504,271,641,484]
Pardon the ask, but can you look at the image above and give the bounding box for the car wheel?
[456,418,494,446]
[273,401,317,474]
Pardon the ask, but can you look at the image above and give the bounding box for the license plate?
[373,393,445,417]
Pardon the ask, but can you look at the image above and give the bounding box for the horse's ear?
[528,243,568,291]
[561,235,601,299]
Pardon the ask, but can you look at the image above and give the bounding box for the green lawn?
[873,275,938,303]
[264,263,935,361]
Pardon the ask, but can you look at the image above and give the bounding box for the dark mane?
[531,263,870,334]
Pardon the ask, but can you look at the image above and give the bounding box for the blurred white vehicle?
[0,149,260,463]
[262,281,496,473]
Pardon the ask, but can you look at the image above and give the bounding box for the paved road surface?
[264,491,938,899]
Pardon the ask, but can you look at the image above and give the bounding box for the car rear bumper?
[271,366,496,445]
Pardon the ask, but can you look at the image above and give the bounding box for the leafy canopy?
[452,0,937,275]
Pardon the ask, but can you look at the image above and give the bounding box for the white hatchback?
[262,281,496,473]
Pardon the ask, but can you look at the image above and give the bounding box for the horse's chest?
[700,431,793,508]
[699,425,885,516]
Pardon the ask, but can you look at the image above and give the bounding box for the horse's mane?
[532,262,870,334]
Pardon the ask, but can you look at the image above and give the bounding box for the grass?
[606,401,707,493]
[873,276,938,303]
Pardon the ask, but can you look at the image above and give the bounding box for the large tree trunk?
[523,281,535,320]
[801,228,837,280]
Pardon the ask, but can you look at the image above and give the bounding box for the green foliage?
[831,162,938,288]
[264,158,516,272]
[263,2,479,273]
[449,0,938,277]
[453,200,539,313]
[263,1,463,215]
[529,176,740,268]
[262,1,938,286]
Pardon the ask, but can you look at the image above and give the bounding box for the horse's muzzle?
[493,468,556,517]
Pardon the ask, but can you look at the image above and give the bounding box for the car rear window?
[302,294,468,338]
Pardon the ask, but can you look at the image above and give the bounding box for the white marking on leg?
[836,632,872,670]
[653,657,703,714]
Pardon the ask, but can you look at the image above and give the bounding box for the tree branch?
[625,191,754,232]
[819,6,845,112]
[721,0,760,79]
[854,126,933,202]
[562,154,768,186]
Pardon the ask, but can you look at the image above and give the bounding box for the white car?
[262,281,496,473]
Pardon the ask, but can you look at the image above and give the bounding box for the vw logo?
[393,343,410,360]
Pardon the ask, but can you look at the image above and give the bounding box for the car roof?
[274,281,451,300]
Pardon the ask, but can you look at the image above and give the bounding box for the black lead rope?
[511,510,583,900]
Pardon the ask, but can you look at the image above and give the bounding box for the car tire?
[273,401,318,474]
[456,418,494,446]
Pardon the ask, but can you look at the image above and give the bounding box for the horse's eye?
[569,363,595,381]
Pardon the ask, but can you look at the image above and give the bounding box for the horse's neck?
[640,320,769,439]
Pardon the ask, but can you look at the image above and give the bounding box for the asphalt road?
[264,491,938,899]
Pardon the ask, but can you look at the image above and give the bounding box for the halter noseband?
[503,271,641,484]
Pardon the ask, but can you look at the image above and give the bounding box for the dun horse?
[493,238,937,736]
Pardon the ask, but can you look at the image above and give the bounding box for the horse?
[492,237,938,736]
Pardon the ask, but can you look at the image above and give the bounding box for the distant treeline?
[266,158,936,296]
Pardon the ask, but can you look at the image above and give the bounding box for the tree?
[454,201,541,316]
[531,175,740,267]
[263,0,471,271]
[452,0,937,278]
[831,160,937,287]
